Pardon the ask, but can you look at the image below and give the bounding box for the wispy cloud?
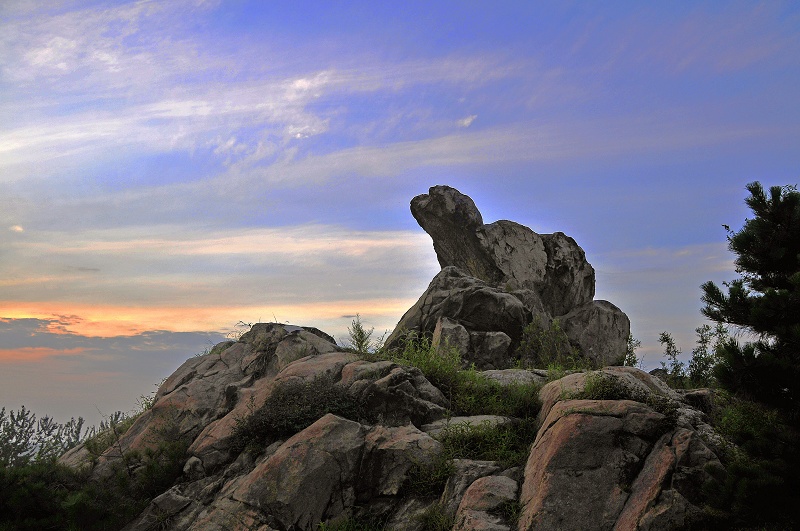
[1,224,439,334]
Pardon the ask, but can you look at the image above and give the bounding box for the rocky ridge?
[58,186,727,530]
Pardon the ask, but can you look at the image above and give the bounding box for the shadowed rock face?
[390,185,629,368]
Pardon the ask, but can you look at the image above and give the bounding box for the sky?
[1,0,798,427]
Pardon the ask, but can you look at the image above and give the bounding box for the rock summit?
[388,185,630,369]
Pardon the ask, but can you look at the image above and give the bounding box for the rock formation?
[388,185,629,368]
[59,323,727,531]
[56,187,729,530]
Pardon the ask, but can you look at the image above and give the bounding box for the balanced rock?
[411,185,595,315]
[392,185,630,369]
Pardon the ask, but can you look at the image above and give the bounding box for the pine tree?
[701,181,800,416]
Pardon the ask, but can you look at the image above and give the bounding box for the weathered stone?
[351,365,449,426]
[392,185,628,371]
[453,475,518,531]
[519,399,668,531]
[410,186,597,315]
[273,351,358,384]
[183,456,205,480]
[273,329,340,371]
[537,367,681,425]
[339,359,395,388]
[440,459,502,518]
[475,220,548,290]
[431,316,471,357]
[679,388,716,414]
[481,369,546,387]
[231,414,366,530]
[468,331,512,369]
[359,424,442,498]
[411,185,503,283]
[561,300,631,367]
[614,428,720,530]
[538,231,596,315]
[385,267,529,348]
[384,498,439,531]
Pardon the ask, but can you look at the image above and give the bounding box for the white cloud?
[9,225,24,232]
[457,115,477,128]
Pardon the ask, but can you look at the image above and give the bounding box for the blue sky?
[1,0,798,427]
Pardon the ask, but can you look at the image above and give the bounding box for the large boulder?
[560,300,631,367]
[410,185,596,315]
[453,475,518,531]
[518,367,724,531]
[385,266,530,350]
[393,185,629,369]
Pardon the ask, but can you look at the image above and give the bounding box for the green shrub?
[0,409,190,531]
[414,502,454,531]
[386,335,541,418]
[404,452,455,498]
[345,314,386,354]
[515,315,589,370]
[438,418,538,469]
[232,374,369,453]
[0,406,87,467]
[449,372,541,418]
[574,372,678,420]
[701,393,800,528]
[615,334,641,367]
[391,334,462,394]
[658,331,687,389]
[405,417,537,497]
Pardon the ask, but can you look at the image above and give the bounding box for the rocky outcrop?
[518,369,725,531]
[56,187,728,530]
[388,185,629,368]
[58,322,727,531]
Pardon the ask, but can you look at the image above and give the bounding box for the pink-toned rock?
[519,395,723,531]
[453,475,518,531]
[353,365,449,426]
[273,351,358,384]
[537,367,681,424]
[360,423,442,497]
[231,414,367,530]
[440,459,502,517]
[519,400,667,531]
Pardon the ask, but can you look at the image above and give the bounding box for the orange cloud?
[0,347,87,362]
[0,298,415,338]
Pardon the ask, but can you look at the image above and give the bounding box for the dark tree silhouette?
[701,181,800,416]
